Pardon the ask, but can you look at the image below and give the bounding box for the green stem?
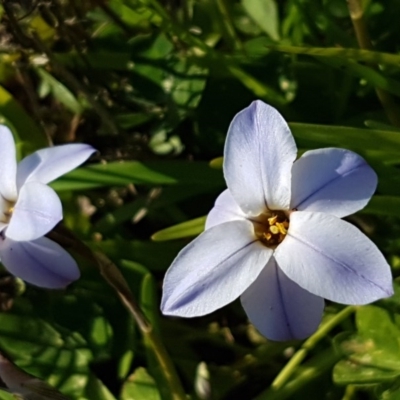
[271,306,357,390]
[342,384,357,400]
[215,0,243,51]
[49,228,187,400]
[255,348,340,400]
[347,0,400,127]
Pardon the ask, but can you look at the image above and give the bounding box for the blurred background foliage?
[1,0,400,399]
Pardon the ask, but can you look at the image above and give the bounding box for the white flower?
[0,125,95,288]
[161,100,393,341]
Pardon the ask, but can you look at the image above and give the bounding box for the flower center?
[0,197,15,224]
[254,211,289,248]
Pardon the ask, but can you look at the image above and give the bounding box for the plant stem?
[215,0,243,51]
[271,306,357,390]
[347,0,400,127]
[342,384,357,400]
[49,227,187,400]
[255,348,340,400]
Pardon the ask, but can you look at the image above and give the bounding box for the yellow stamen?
[276,222,287,235]
[4,207,14,217]
[268,215,278,225]
[258,211,290,248]
[270,225,279,235]
[263,232,272,241]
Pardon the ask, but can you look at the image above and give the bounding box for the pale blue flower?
[0,125,95,289]
[161,100,393,341]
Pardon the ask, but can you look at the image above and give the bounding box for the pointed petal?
[241,257,324,341]
[6,182,62,241]
[16,144,96,187]
[224,101,297,216]
[161,220,273,317]
[0,236,79,288]
[275,211,393,305]
[291,148,377,218]
[0,126,17,201]
[206,189,247,230]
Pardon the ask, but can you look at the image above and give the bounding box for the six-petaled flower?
[0,125,95,289]
[161,100,393,341]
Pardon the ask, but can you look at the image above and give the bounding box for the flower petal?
[0,236,80,288]
[224,101,297,215]
[161,220,272,317]
[206,189,247,230]
[275,211,393,304]
[241,257,324,341]
[290,148,377,218]
[16,144,96,188]
[6,182,62,241]
[0,126,17,201]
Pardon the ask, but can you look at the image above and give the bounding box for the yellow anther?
[263,232,272,241]
[270,225,279,235]
[268,215,278,225]
[258,211,290,248]
[4,207,13,217]
[276,222,287,235]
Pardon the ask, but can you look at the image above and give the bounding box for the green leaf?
[0,310,92,398]
[115,112,154,129]
[167,59,208,111]
[52,161,224,191]
[378,377,400,400]
[83,375,117,400]
[371,164,400,197]
[140,272,159,329]
[362,196,400,217]
[151,216,206,241]
[209,157,223,169]
[108,1,161,28]
[267,45,400,97]
[334,359,400,385]
[35,68,83,114]
[333,306,400,385]
[320,57,400,98]
[226,63,287,106]
[242,0,280,40]
[120,368,161,400]
[0,86,47,153]
[119,260,159,330]
[266,44,400,67]
[0,391,13,400]
[290,123,400,154]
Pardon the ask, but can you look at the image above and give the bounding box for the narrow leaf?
[151,216,206,241]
